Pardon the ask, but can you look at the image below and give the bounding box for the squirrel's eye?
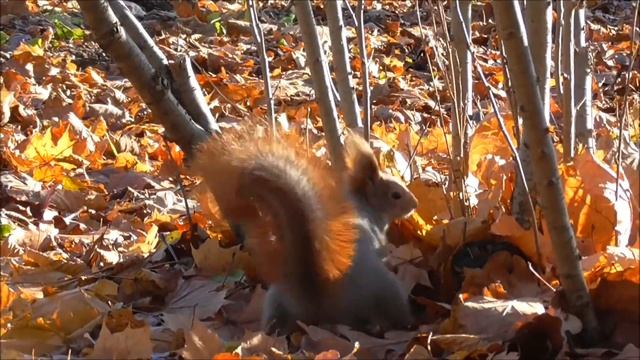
[391,191,402,200]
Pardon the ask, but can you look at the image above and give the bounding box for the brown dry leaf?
[0,327,64,357]
[509,313,564,360]
[387,243,431,292]
[224,286,266,326]
[426,216,492,248]
[235,331,289,358]
[163,277,229,330]
[404,344,432,359]
[180,320,225,360]
[397,263,432,293]
[560,151,633,253]
[88,279,119,300]
[118,267,178,305]
[22,248,89,276]
[432,334,500,358]
[582,247,639,346]
[490,213,553,265]
[90,311,153,359]
[49,188,108,212]
[613,344,640,359]
[474,155,514,205]
[28,286,109,337]
[408,180,450,224]
[336,326,415,359]
[299,324,356,357]
[443,296,545,341]
[192,235,247,276]
[460,251,547,299]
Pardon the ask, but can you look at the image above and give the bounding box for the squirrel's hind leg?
[262,286,300,335]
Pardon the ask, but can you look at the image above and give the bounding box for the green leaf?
[53,19,85,42]
[281,13,296,27]
[28,37,43,48]
[214,21,226,36]
[166,230,182,245]
[0,224,12,240]
[212,270,244,284]
[207,12,225,36]
[0,31,9,47]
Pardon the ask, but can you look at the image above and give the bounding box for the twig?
[159,232,179,263]
[415,0,425,42]
[248,0,276,133]
[615,0,639,203]
[528,262,555,292]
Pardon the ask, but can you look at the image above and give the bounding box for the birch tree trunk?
[356,0,371,141]
[554,0,564,107]
[294,0,345,169]
[573,2,594,153]
[447,0,472,216]
[451,0,472,167]
[561,1,577,162]
[326,0,362,132]
[451,0,473,120]
[492,0,600,344]
[79,0,209,155]
[513,0,552,229]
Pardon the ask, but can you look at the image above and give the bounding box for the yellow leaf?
[13,42,44,64]
[468,112,516,174]
[560,151,634,253]
[388,56,405,76]
[61,176,85,191]
[22,126,75,164]
[114,152,137,169]
[1,282,16,310]
[32,165,65,183]
[408,180,450,225]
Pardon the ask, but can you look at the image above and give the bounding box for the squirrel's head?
[344,133,418,223]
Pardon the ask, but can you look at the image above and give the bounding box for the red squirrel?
[191,126,418,334]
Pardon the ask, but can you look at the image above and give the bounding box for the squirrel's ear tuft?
[344,132,380,191]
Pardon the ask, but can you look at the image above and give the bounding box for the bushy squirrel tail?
[191,127,358,299]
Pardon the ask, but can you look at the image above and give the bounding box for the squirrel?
[191,125,418,335]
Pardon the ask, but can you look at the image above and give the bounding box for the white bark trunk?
[493,0,599,343]
[294,0,345,169]
[513,0,552,229]
[573,3,594,153]
[561,1,576,161]
[356,0,371,141]
[326,0,362,132]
